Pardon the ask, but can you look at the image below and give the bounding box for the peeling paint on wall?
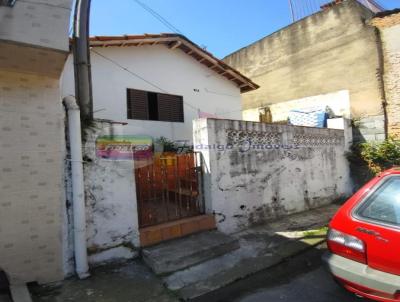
[194,118,352,234]
[72,121,140,265]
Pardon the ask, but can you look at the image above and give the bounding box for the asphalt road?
[194,244,372,302]
[235,267,362,302]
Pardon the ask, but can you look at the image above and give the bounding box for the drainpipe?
[72,0,93,122]
[63,96,90,279]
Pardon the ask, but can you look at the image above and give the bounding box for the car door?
[353,175,400,275]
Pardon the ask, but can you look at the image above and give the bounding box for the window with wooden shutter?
[157,93,184,122]
[127,89,149,120]
[126,88,184,123]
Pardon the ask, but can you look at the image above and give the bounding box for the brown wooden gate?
[135,152,205,228]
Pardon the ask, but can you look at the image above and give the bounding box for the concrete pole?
[72,0,93,122]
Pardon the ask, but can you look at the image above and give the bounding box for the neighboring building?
[371,10,400,138]
[223,0,388,141]
[61,34,258,142]
[60,34,258,262]
[0,0,72,284]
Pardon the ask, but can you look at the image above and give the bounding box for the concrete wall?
[223,1,384,137]
[0,70,66,284]
[0,0,71,51]
[0,0,71,77]
[81,121,140,265]
[61,45,242,143]
[372,13,400,137]
[0,0,72,284]
[194,119,352,233]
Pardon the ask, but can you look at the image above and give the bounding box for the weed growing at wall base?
[349,137,400,174]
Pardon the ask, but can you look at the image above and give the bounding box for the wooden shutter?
[157,93,184,122]
[127,89,149,120]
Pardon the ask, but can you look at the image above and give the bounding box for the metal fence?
[135,152,205,228]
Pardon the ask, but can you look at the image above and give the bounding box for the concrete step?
[163,232,327,300]
[142,230,240,275]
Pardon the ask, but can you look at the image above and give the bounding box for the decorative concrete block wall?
[194,118,352,233]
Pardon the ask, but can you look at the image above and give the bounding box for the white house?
[60,34,259,263]
[61,34,259,142]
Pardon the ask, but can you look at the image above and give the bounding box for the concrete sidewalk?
[30,204,340,301]
[30,261,178,302]
[164,204,339,299]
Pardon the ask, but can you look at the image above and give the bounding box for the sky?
[90,0,400,59]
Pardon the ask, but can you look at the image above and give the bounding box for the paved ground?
[194,244,372,302]
[0,293,11,302]
[235,267,361,302]
[29,261,178,302]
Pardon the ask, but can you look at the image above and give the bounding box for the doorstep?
[139,215,216,247]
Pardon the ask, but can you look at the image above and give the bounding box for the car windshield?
[357,176,400,226]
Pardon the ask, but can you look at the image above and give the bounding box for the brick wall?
[386,48,400,137]
[372,12,400,138]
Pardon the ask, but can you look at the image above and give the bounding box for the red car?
[324,168,400,302]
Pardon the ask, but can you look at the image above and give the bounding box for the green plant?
[155,136,178,152]
[353,137,400,174]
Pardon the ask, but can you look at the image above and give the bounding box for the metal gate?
[135,152,205,228]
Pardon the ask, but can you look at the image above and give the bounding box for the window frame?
[126,88,184,123]
[352,175,400,229]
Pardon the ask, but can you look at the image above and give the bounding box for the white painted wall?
[82,121,140,265]
[61,45,243,263]
[62,45,242,142]
[194,118,352,234]
[242,90,351,122]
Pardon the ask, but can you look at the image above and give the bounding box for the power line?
[91,49,200,113]
[91,49,247,118]
[132,0,183,35]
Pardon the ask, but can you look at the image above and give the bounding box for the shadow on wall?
[0,270,9,293]
[348,125,377,190]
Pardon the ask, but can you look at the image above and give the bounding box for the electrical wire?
[132,0,183,35]
[91,49,201,113]
[91,49,247,117]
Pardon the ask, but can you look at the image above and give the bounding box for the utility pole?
[72,0,93,122]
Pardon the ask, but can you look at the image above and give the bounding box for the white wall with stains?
[61,44,242,143]
[77,121,140,265]
[194,118,352,234]
[242,90,351,123]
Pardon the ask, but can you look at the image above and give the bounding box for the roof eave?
[88,34,259,93]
